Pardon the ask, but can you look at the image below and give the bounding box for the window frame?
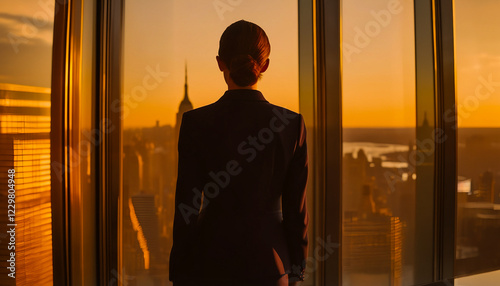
[51,0,123,284]
[315,0,343,284]
[316,0,460,285]
[95,0,123,285]
[51,0,500,285]
[51,0,83,284]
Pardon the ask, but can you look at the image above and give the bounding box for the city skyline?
[1,1,500,285]
[2,1,499,128]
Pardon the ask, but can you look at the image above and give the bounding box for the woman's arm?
[282,114,309,282]
[169,113,204,282]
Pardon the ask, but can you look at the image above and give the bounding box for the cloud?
[0,20,53,87]
[0,12,54,31]
[0,12,54,48]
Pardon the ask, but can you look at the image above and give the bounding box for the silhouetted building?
[174,64,193,180]
[478,171,495,203]
[343,149,369,213]
[0,84,53,285]
[175,64,194,140]
[359,184,376,220]
[129,193,160,268]
[121,66,195,285]
[344,216,403,286]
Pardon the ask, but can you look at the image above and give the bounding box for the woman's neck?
[224,70,258,90]
[227,83,258,90]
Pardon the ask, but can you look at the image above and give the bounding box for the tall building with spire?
[175,63,193,136]
[174,63,193,177]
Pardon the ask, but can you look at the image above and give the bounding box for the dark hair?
[218,20,271,87]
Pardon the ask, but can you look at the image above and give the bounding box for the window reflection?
[121,72,189,283]
[454,0,500,275]
[120,1,299,284]
[0,2,55,285]
[341,0,418,285]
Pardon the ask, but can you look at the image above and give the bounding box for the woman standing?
[169,20,308,286]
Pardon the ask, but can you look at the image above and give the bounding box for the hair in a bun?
[229,54,260,87]
[218,20,271,87]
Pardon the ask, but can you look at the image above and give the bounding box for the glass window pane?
[0,1,55,285]
[120,1,299,284]
[456,269,500,285]
[341,0,427,285]
[454,0,500,276]
[77,0,97,284]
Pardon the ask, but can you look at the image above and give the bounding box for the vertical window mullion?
[414,0,438,283]
[96,0,123,284]
[318,0,343,285]
[433,0,457,281]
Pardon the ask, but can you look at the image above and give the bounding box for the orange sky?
[122,0,299,128]
[342,0,500,128]
[1,0,499,128]
[454,0,500,128]
[121,0,418,128]
[342,0,416,128]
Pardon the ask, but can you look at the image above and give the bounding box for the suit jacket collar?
[218,89,267,102]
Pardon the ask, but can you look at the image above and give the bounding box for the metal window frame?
[51,0,123,284]
[414,0,438,283]
[316,0,459,285]
[51,0,84,284]
[433,0,457,282]
[51,0,500,285]
[299,0,325,285]
[95,0,123,285]
[315,0,343,285]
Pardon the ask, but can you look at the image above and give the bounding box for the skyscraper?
[174,64,193,179]
[0,84,53,285]
[175,63,194,139]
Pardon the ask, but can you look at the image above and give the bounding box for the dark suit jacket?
[169,89,308,285]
